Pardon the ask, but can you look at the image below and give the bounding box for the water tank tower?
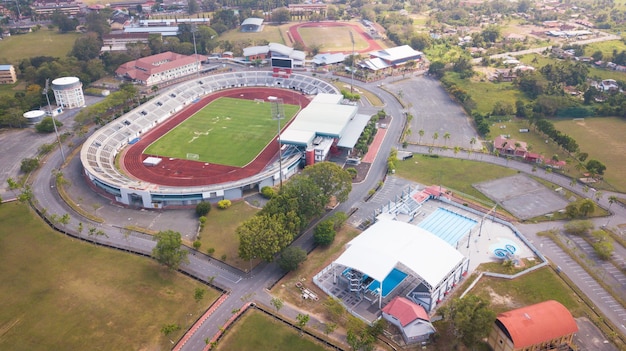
[23,110,46,124]
[52,76,85,109]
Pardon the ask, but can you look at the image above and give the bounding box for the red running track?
[122,88,311,187]
[288,21,382,54]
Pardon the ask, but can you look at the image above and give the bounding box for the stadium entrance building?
[279,93,372,165]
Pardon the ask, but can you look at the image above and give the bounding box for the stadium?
[80,71,371,209]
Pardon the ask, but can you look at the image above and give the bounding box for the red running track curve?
[288,21,382,54]
[122,88,311,187]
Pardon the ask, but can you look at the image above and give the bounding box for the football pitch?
[144,97,300,167]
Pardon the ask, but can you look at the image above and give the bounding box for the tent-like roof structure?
[495,300,578,349]
[334,220,465,289]
[369,45,423,65]
[241,17,264,26]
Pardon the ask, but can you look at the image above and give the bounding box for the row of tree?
[237,162,352,263]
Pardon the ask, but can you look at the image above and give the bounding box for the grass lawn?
[395,155,518,204]
[488,118,570,162]
[332,81,384,107]
[218,24,290,46]
[297,25,369,52]
[470,266,584,316]
[583,40,626,60]
[442,72,529,115]
[0,30,80,64]
[0,203,219,351]
[553,117,626,192]
[519,53,626,81]
[145,97,299,167]
[216,310,332,351]
[198,200,259,270]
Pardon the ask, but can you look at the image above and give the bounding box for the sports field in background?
[297,26,369,51]
[0,29,80,64]
[144,97,299,167]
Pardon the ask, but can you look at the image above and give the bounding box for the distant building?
[240,18,263,32]
[31,0,83,16]
[242,42,305,66]
[359,45,424,73]
[382,297,436,344]
[115,51,207,85]
[493,135,527,157]
[101,33,150,52]
[488,300,578,351]
[0,64,17,84]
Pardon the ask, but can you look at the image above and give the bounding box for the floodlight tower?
[269,96,285,188]
[43,79,66,164]
[349,31,355,94]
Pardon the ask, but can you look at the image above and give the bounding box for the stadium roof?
[280,94,357,146]
[334,220,465,289]
[496,300,578,348]
[369,45,423,64]
[243,45,269,57]
[241,17,264,26]
[337,113,371,148]
[312,53,346,66]
[124,26,179,36]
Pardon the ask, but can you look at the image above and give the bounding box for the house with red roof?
[115,51,206,86]
[487,300,578,351]
[493,135,528,157]
[382,297,436,344]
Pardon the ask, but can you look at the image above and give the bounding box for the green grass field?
[554,117,626,192]
[583,40,626,59]
[395,155,518,204]
[0,203,219,351]
[145,97,299,167]
[519,53,626,81]
[0,30,80,64]
[297,25,369,52]
[442,72,529,115]
[198,200,259,270]
[218,24,290,46]
[216,310,331,351]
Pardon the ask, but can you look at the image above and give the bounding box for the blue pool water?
[368,268,408,297]
[418,208,477,246]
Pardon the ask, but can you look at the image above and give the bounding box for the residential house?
[382,296,436,344]
[493,135,527,157]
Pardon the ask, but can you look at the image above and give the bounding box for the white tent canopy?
[334,220,465,289]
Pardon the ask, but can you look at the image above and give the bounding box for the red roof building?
[115,51,206,86]
[488,300,578,351]
[382,297,435,344]
[494,135,528,157]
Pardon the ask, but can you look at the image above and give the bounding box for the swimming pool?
[368,268,408,297]
[418,208,477,247]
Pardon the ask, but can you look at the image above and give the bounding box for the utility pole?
[192,24,200,77]
[349,31,355,94]
[44,79,66,164]
[268,96,284,188]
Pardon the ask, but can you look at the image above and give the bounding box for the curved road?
[28,73,626,349]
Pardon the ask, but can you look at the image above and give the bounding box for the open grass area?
[488,118,571,161]
[0,30,80,64]
[297,25,369,52]
[553,117,626,192]
[0,81,26,98]
[145,97,299,166]
[583,40,626,59]
[218,24,290,45]
[216,310,331,351]
[470,266,584,316]
[395,155,518,204]
[519,53,626,81]
[442,72,529,115]
[0,203,219,351]
[198,200,259,270]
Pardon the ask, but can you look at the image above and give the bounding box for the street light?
[349,31,355,94]
[43,79,66,164]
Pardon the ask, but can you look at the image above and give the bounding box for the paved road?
[21,73,626,348]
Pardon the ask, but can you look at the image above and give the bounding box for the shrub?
[314,220,336,246]
[260,186,275,199]
[563,220,593,236]
[206,247,215,256]
[20,158,40,173]
[193,240,202,250]
[196,202,211,216]
[217,199,232,209]
[346,167,357,179]
[277,246,307,271]
[35,117,63,133]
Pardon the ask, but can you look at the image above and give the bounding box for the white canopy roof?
[334,220,465,289]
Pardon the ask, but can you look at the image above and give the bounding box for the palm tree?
[443,132,451,147]
[432,132,439,146]
[469,137,476,150]
[453,146,461,157]
[608,195,617,210]
[418,129,425,144]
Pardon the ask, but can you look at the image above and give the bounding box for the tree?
[428,61,445,79]
[418,129,425,144]
[237,214,293,262]
[438,295,495,348]
[196,201,211,216]
[71,33,103,61]
[314,220,336,246]
[188,0,199,14]
[432,132,439,147]
[586,159,606,176]
[194,287,206,302]
[295,313,310,334]
[579,198,596,217]
[608,195,618,210]
[35,117,63,133]
[564,220,593,235]
[271,297,284,312]
[277,246,307,271]
[591,230,614,260]
[20,158,39,173]
[152,230,189,270]
[443,132,451,147]
[271,8,291,24]
[193,240,202,250]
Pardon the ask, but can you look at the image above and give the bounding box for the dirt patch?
[484,287,517,309]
